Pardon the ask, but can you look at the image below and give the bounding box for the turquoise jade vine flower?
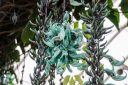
[43,21,85,75]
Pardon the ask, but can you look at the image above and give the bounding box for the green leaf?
[82,45,87,51]
[70,0,82,6]
[21,11,37,45]
[84,34,92,39]
[82,23,86,31]
[10,79,14,85]
[107,8,120,30]
[21,22,35,45]
[69,77,75,85]
[107,0,113,8]
[63,75,70,85]
[74,21,79,29]
[74,75,83,85]
[120,0,128,18]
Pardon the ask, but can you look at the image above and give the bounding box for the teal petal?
[57,67,65,74]
[104,68,115,77]
[58,27,65,40]
[77,64,89,70]
[65,25,71,40]
[49,49,61,64]
[74,37,82,46]
[67,64,72,72]
[68,47,77,52]
[111,57,125,66]
[60,50,69,64]
[71,59,80,66]
[84,81,89,85]
[43,39,54,47]
[63,11,69,22]
[44,62,51,76]
[104,55,125,66]
[57,59,65,74]
[112,72,127,81]
[46,48,52,56]
[69,53,85,59]
[70,0,82,6]
[71,62,81,67]
[62,50,68,56]
[64,56,69,64]
[43,31,53,36]
[63,37,69,47]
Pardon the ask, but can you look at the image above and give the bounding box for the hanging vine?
[29,0,72,85]
[74,0,127,84]
[29,0,127,85]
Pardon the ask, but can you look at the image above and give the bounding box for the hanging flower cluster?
[43,12,85,75]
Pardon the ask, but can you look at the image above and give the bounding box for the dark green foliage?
[120,0,128,18]
[107,8,120,30]
[21,21,35,45]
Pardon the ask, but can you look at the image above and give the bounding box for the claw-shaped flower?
[44,21,85,75]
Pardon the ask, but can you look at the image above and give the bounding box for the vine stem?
[20,53,27,85]
[82,0,108,84]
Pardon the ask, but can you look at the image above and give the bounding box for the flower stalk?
[80,0,126,84]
